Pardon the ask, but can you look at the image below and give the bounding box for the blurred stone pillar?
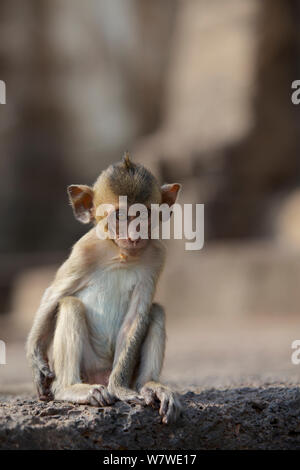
[210,0,300,238]
[136,0,300,240]
[0,0,69,253]
[0,0,177,255]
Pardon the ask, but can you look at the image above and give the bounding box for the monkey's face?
[67,154,181,254]
[107,204,152,255]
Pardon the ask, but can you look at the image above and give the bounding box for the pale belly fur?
[75,264,139,365]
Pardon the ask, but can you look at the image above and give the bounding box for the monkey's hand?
[31,352,55,401]
[88,385,116,407]
[108,379,144,405]
[140,382,182,424]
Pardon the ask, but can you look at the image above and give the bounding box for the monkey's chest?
[75,266,138,350]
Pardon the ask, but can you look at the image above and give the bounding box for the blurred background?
[1,0,300,393]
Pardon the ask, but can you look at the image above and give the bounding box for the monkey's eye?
[115,209,128,221]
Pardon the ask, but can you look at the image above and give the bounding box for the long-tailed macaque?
[26,153,182,424]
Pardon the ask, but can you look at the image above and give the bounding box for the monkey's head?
[68,153,181,254]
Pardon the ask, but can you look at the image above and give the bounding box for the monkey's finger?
[88,387,103,406]
[43,375,55,391]
[37,380,52,400]
[39,368,54,384]
[163,395,182,424]
[35,378,42,394]
[40,368,55,387]
[39,382,52,398]
[92,389,107,407]
[159,394,169,419]
[39,393,53,402]
[38,381,54,400]
[101,388,116,406]
[125,394,145,405]
[142,388,156,406]
[39,387,52,399]
[163,398,176,424]
[91,386,114,406]
[36,379,48,399]
[89,396,99,407]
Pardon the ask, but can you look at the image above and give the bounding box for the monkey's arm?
[26,286,60,399]
[26,242,93,400]
[108,278,155,402]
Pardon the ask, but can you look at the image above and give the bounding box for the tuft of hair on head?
[122,151,134,171]
[93,151,162,206]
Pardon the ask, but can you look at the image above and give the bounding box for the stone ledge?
[1,385,300,449]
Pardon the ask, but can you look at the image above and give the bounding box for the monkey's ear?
[161,183,181,206]
[67,185,94,224]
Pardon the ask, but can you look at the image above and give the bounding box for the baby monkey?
[26,153,182,424]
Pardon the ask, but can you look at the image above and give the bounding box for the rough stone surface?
[1,385,300,449]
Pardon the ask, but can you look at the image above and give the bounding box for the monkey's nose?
[128,237,138,245]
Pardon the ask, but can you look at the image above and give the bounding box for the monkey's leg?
[136,303,182,424]
[51,296,114,406]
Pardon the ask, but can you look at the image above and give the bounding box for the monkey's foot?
[140,383,182,424]
[88,385,116,407]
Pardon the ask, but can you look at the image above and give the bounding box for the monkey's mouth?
[128,238,143,246]
[115,237,148,252]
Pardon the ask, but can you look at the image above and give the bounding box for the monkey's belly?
[75,265,138,363]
